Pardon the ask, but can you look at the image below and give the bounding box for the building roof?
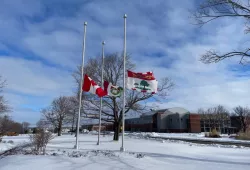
[125,117,141,121]
[140,109,168,117]
[166,107,190,115]
[139,107,190,117]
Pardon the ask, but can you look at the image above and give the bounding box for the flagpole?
[97,41,105,145]
[120,14,127,152]
[75,22,87,150]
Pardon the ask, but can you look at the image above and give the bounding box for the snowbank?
[0,135,30,153]
[127,132,160,138]
[46,149,145,159]
[0,134,250,170]
[126,132,250,144]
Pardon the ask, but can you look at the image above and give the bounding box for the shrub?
[6,132,18,136]
[209,129,221,138]
[205,129,221,138]
[235,132,250,140]
[29,129,54,155]
[205,132,209,137]
[7,140,14,144]
[32,128,37,134]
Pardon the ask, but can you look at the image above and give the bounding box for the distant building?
[200,114,236,134]
[230,116,250,133]
[82,123,113,131]
[125,107,201,133]
[79,108,247,134]
[188,114,201,133]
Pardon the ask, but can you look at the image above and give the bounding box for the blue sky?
[1,0,250,124]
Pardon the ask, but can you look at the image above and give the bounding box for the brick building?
[125,107,201,133]
[81,109,248,134]
[200,114,236,134]
[188,114,201,133]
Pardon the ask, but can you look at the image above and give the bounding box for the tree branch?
[73,53,174,125]
[200,49,250,64]
[191,0,250,26]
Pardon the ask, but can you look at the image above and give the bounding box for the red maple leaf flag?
[127,70,158,94]
[82,74,106,97]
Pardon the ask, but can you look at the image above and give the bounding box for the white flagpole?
[75,22,87,150]
[97,41,105,145]
[120,14,127,152]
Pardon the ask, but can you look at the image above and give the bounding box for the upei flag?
[127,70,158,94]
[103,81,123,97]
[82,74,106,97]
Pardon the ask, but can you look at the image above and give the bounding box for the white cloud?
[0,0,44,17]
[10,107,40,125]
[22,31,82,68]
[153,78,250,112]
[1,0,250,123]
[0,57,74,123]
[137,18,250,112]
[0,57,74,96]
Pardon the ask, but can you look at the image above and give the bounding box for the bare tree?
[198,108,210,132]
[42,96,73,136]
[191,0,250,64]
[67,96,78,134]
[0,76,10,114]
[198,107,217,132]
[10,122,23,134]
[73,53,174,140]
[233,106,250,132]
[36,118,54,134]
[212,105,230,133]
[198,105,229,133]
[0,115,23,135]
[22,122,30,133]
[0,115,12,134]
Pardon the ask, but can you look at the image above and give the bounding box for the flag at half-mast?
[127,70,158,94]
[82,74,106,97]
[103,81,123,97]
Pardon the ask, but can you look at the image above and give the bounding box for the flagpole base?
[120,147,125,152]
[97,142,100,145]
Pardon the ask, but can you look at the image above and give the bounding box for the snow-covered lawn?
[0,135,30,153]
[0,134,250,170]
[128,132,250,144]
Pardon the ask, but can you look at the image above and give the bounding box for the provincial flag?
[127,70,158,94]
[103,81,123,97]
[82,74,106,97]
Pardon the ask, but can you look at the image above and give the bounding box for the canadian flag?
[82,74,106,97]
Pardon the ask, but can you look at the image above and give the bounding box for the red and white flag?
[103,81,123,97]
[127,70,158,94]
[82,74,106,97]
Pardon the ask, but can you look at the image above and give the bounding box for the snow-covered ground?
[0,135,30,153]
[0,134,250,170]
[127,132,250,144]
